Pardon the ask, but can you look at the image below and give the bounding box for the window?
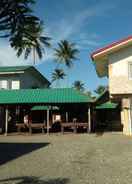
[11,81,20,89]
[0,80,8,89]
[128,63,132,79]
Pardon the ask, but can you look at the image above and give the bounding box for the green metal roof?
[31,106,59,111]
[0,88,92,104]
[96,101,118,109]
[0,65,32,73]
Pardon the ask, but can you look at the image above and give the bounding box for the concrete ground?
[0,133,132,184]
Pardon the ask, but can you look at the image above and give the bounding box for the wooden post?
[5,106,8,136]
[47,109,50,135]
[88,107,91,133]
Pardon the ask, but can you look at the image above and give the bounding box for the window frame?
[11,80,20,89]
[0,80,8,89]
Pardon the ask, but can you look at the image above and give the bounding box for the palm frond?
[54,40,79,68]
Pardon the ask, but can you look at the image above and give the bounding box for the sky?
[1,0,132,93]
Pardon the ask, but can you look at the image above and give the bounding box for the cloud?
[47,2,115,42]
[43,2,115,59]
[0,40,53,66]
[0,2,115,66]
[0,41,33,66]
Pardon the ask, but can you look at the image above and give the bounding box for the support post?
[88,107,91,133]
[66,112,68,122]
[47,109,50,135]
[5,106,8,136]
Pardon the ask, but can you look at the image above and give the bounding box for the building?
[0,65,50,89]
[91,35,132,135]
[0,66,92,134]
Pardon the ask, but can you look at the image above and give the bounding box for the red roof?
[91,35,132,60]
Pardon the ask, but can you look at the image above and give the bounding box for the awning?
[31,106,59,111]
[96,101,118,109]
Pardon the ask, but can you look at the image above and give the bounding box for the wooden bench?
[28,123,46,134]
[16,123,26,133]
[61,122,89,133]
[16,123,46,134]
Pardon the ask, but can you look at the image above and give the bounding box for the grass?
[0,133,132,183]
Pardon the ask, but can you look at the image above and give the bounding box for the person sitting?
[24,114,29,127]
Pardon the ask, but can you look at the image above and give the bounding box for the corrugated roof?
[96,101,118,109]
[0,88,92,104]
[0,65,32,73]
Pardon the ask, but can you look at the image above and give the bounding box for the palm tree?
[0,0,42,56]
[54,40,79,86]
[11,21,51,64]
[73,80,85,92]
[52,68,66,87]
[94,85,106,95]
[55,40,79,67]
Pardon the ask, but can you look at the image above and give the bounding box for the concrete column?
[88,107,91,133]
[121,98,131,135]
[47,109,50,135]
[5,106,8,136]
[66,112,68,122]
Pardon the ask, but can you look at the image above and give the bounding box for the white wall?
[108,45,132,94]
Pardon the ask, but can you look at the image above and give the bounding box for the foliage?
[94,85,106,95]
[0,0,51,61]
[52,68,66,83]
[54,40,79,68]
[73,80,85,92]
[85,90,92,97]
[11,21,51,62]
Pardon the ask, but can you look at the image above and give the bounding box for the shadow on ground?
[0,176,69,184]
[95,130,104,137]
[0,142,49,166]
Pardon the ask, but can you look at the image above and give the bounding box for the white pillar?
[88,107,91,133]
[47,109,50,135]
[5,106,8,136]
[128,108,132,135]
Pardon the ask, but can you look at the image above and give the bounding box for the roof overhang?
[0,71,24,75]
[96,101,118,109]
[91,36,132,77]
[31,106,59,111]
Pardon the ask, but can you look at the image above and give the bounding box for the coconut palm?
[94,85,106,95]
[0,0,42,56]
[73,80,85,92]
[54,40,79,68]
[10,21,51,64]
[54,40,79,86]
[52,69,66,87]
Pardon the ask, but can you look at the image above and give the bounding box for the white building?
[91,36,132,135]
